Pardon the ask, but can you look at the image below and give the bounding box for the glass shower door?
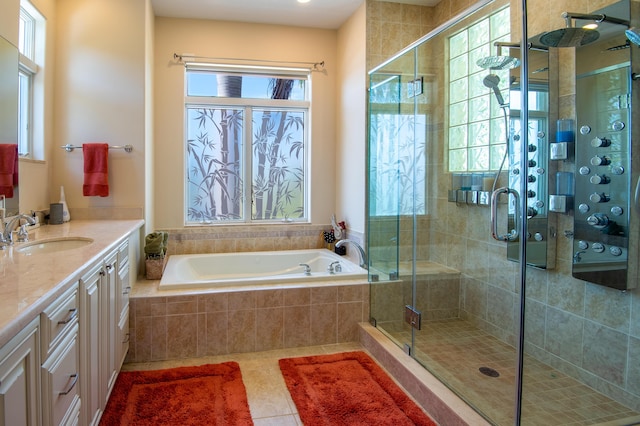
[367,49,416,348]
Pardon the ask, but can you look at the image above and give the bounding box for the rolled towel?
[162,231,169,255]
[144,232,165,257]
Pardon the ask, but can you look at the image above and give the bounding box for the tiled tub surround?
[0,219,144,348]
[128,280,370,362]
[158,224,362,256]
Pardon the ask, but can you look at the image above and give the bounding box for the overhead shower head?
[540,11,629,48]
[476,41,522,70]
[483,74,506,107]
[476,55,520,70]
[626,27,640,46]
[540,27,600,47]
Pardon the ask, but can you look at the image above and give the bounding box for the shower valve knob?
[590,156,611,166]
[590,174,610,185]
[589,192,609,203]
[586,213,609,228]
[591,137,611,148]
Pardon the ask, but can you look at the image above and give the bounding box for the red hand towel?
[83,143,109,197]
[0,144,17,199]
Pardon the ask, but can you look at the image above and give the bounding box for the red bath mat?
[100,362,253,425]
[279,351,436,425]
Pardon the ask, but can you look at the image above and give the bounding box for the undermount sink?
[16,237,94,254]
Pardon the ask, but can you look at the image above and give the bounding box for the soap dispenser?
[60,186,71,222]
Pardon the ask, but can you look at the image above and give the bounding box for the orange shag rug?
[279,351,436,426]
[100,362,253,426]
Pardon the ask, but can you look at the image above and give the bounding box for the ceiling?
[151,0,441,30]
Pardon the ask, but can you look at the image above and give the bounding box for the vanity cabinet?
[0,317,40,426]
[80,240,131,426]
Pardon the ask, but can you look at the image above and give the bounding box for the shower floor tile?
[384,319,640,426]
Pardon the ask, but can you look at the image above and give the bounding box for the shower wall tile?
[630,297,640,339]
[626,337,640,396]
[582,321,628,386]
[524,266,548,302]
[545,307,584,366]
[487,286,515,332]
[547,261,585,315]
[524,299,546,348]
[584,284,631,333]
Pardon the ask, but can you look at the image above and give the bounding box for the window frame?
[183,65,311,225]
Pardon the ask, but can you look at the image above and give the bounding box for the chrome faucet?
[299,263,311,276]
[335,239,367,269]
[327,261,342,274]
[0,214,36,248]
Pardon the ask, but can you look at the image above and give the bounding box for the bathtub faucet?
[335,239,367,269]
[299,263,311,276]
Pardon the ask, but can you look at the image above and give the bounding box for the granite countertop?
[0,219,144,348]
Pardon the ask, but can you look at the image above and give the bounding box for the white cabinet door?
[80,264,101,426]
[102,251,118,404]
[0,318,40,426]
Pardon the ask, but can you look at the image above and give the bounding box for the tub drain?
[479,366,500,378]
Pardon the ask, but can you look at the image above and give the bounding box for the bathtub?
[158,249,368,290]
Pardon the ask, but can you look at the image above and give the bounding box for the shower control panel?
[572,65,632,290]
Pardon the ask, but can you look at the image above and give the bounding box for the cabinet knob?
[590,137,611,147]
[589,192,609,203]
[590,174,610,185]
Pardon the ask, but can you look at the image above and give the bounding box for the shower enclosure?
[367,0,640,424]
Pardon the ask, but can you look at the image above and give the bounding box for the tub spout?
[335,239,367,269]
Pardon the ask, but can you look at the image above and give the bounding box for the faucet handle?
[299,263,311,275]
[17,225,29,243]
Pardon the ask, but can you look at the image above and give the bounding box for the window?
[184,66,309,224]
[448,7,511,172]
[18,1,44,160]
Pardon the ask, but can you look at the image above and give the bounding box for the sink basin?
[16,237,94,254]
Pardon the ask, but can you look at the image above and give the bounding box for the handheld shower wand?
[483,74,507,107]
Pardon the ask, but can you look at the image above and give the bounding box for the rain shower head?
[540,11,629,47]
[483,74,506,107]
[540,27,600,47]
[476,55,520,70]
[476,41,521,70]
[626,28,640,46]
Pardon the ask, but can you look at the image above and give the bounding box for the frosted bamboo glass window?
[448,7,511,172]
[184,66,309,224]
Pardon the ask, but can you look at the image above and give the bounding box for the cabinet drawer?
[41,283,79,360]
[42,326,80,426]
[117,240,129,270]
[117,308,130,372]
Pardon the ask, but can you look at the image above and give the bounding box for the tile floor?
[121,342,369,425]
[385,319,640,426]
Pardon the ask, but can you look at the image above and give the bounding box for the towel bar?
[60,144,133,153]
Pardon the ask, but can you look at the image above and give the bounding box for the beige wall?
[336,3,367,236]
[153,17,338,229]
[51,0,147,220]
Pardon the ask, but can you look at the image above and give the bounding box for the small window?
[18,1,44,160]
[184,66,310,224]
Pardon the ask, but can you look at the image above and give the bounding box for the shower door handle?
[491,187,519,242]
